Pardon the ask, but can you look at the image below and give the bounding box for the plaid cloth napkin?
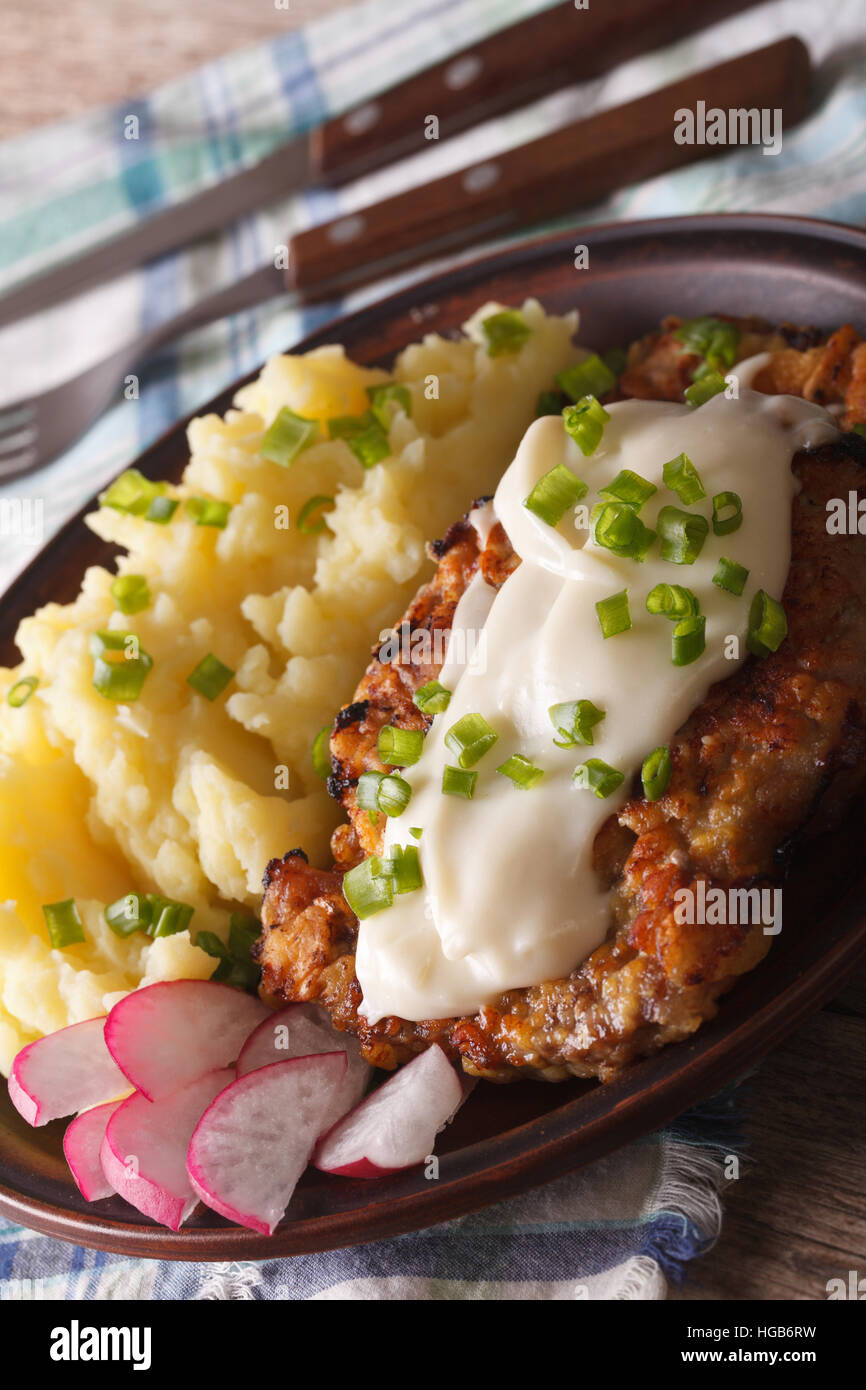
[0,0,864,1300]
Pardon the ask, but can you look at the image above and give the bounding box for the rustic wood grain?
[676,973,866,1301]
[0,0,355,140]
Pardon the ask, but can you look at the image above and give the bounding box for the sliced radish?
[100,1068,234,1231]
[8,1017,128,1127]
[237,1003,369,1130]
[63,1100,124,1201]
[313,1044,463,1178]
[187,1053,346,1235]
[105,980,268,1101]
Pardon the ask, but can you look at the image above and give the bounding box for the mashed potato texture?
[0,300,579,1073]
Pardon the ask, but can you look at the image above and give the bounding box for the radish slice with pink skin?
[237,1003,370,1130]
[187,1053,346,1235]
[101,1068,234,1231]
[105,980,268,1101]
[8,1017,128,1127]
[63,1100,124,1201]
[313,1044,464,1178]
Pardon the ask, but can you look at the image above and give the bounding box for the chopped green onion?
[343,856,394,918]
[413,680,452,715]
[229,913,260,961]
[110,573,150,615]
[211,955,260,991]
[42,898,85,949]
[186,653,234,701]
[261,406,318,466]
[146,895,194,939]
[480,309,531,357]
[105,893,151,938]
[196,919,258,989]
[328,413,391,468]
[378,773,412,817]
[536,388,568,418]
[646,583,700,621]
[100,469,165,516]
[89,629,137,659]
[197,916,258,970]
[185,496,232,528]
[357,771,384,813]
[7,676,38,707]
[685,371,727,407]
[563,395,610,456]
[442,765,477,799]
[602,346,628,378]
[90,663,150,704]
[496,753,544,789]
[366,382,412,428]
[146,496,178,525]
[347,422,391,468]
[853,422,866,440]
[599,469,657,511]
[747,590,788,657]
[549,699,605,748]
[312,726,331,780]
[591,500,656,561]
[662,452,706,505]
[383,843,423,894]
[573,758,625,799]
[409,826,423,840]
[713,557,749,596]
[641,746,672,802]
[326,414,364,439]
[595,589,631,638]
[555,354,616,403]
[90,630,153,702]
[195,931,229,961]
[672,614,706,666]
[675,316,740,371]
[657,505,709,565]
[378,725,424,766]
[524,463,587,527]
[712,490,743,536]
[444,712,498,768]
[296,494,335,535]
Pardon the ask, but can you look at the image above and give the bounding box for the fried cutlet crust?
[256,333,866,1082]
[621,315,866,430]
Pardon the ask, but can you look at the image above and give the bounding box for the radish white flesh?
[63,1100,123,1201]
[100,1068,234,1231]
[8,1017,128,1127]
[187,1052,346,1235]
[237,1003,369,1130]
[105,980,268,1101]
[313,1044,463,1178]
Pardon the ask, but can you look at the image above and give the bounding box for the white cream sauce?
[356,389,838,1023]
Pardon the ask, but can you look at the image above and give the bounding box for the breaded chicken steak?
[255,322,866,1082]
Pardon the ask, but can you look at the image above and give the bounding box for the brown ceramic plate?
[2,213,866,1260]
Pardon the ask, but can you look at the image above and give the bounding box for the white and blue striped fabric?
[1,1098,743,1300]
[0,0,863,1299]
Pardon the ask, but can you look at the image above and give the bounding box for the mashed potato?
[0,299,580,1073]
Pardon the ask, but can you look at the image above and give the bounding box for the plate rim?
[2,210,866,1259]
[4,209,866,626]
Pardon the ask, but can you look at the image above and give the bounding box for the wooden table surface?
[1,0,863,1302]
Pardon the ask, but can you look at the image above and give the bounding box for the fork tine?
[0,448,39,479]
[0,405,39,479]
[0,404,35,437]
[0,425,38,455]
